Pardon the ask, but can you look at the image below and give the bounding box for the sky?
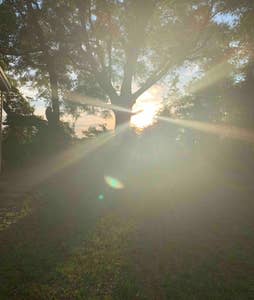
[19,85,115,137]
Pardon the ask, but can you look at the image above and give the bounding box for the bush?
[2,117,74,168]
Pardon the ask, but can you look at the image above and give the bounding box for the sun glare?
[130,102,160,133]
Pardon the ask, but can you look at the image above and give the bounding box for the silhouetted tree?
[1,0,253,128]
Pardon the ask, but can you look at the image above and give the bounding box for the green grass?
[0,200,146,300]
[1,136,254,299]
[164,264,254,300]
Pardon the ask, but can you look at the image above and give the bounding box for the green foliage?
[1,212,144,300]
[0,194,33,231]
[82,124,108,138]
[2,119,74,167]
[164,261,254,299]
[1,0,252,116]
[52,214,138,299]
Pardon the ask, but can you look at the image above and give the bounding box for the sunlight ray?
[10,123,129,194]
[65,91,254,144]
[187,58,234,95]
[65,92,133,114]
[159,116,254,144]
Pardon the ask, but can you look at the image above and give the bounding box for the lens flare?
[98,193,105,201]
[104,176,124,189]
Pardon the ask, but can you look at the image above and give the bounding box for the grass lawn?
[1,134,254,299]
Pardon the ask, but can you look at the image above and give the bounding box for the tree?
[0,0,250,128]
[68,0,241,126]
[0,0,75,127]
[167,0,254,127]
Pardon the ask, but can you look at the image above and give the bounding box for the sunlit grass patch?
[0,193,34,232]
[25,213,146,299]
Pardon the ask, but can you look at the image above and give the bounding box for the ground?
[1,125,254,299]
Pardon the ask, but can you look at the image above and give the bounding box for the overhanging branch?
[131,59,173,101]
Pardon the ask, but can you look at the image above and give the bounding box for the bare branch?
[131,59,174,102]
[131,1,221,103]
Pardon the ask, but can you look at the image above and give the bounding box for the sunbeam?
[65,92,132,115]
[187,56,234,95]
[66,92,254,144]
[9,122,129,195]
[159,116,254,144]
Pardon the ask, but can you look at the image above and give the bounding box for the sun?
[130,102,159,133]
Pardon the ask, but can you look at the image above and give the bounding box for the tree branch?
[76,0,119,102]
[131,2,219,103]
[120,0,154,98]
[131,59,174,102]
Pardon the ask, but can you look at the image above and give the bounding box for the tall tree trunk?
[48,66,60,127]
[114,110,131,127]
[113,96,135,128]
[25,0,60,126]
